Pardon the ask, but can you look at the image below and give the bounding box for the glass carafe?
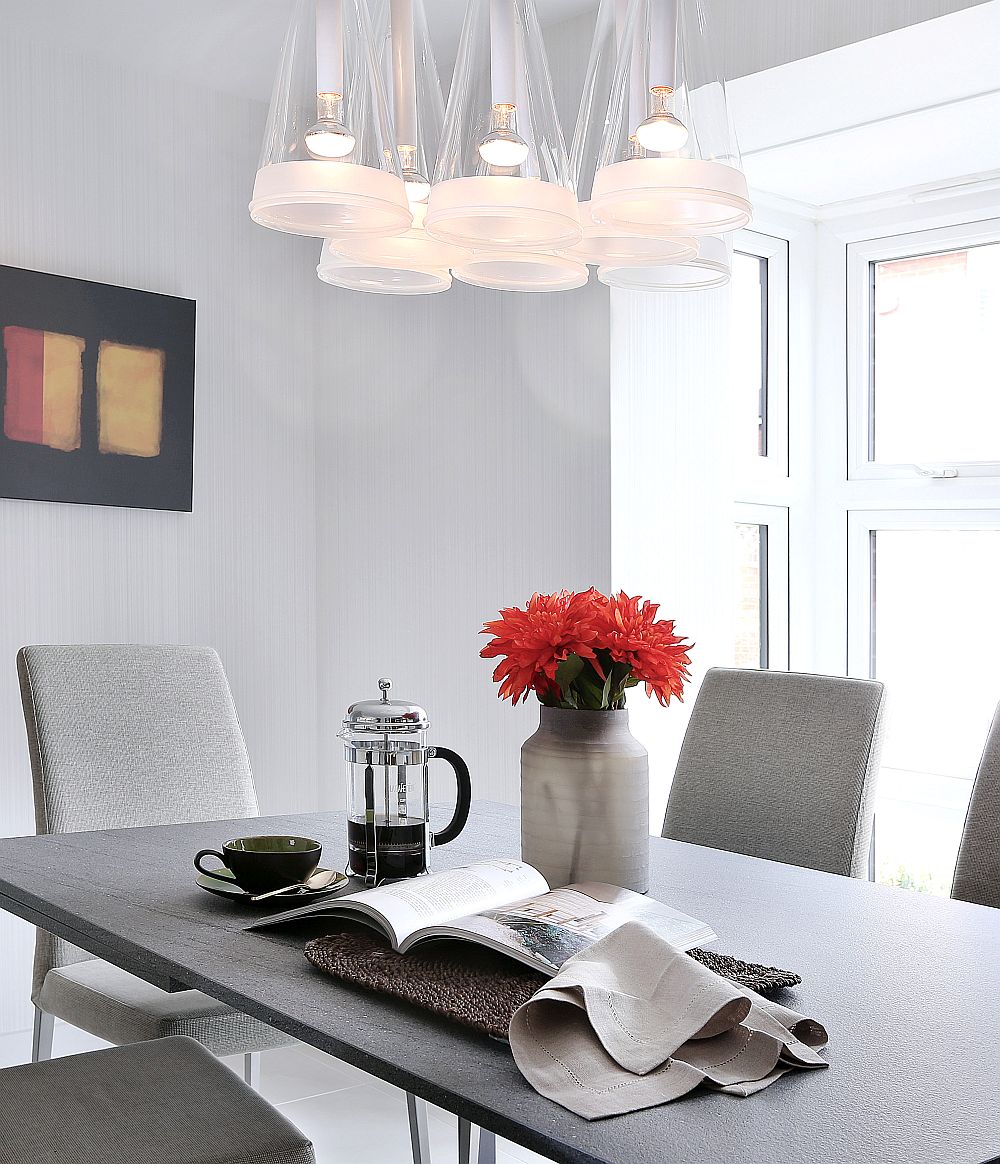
[340,679,471,884]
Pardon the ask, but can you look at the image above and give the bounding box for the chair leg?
[406,1092,431,1164]
[31,1007,54,1063]
[868,818,877,882]
[243,1052,260,1089]
[459,1117,472,1164]
[477,1129,497,1164]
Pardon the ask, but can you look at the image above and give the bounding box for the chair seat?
[0,1035,313,1164]
[37,958,292,1057]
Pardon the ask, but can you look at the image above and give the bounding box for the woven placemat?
[304,930,801,1040]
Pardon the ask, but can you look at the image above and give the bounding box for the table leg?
[406,1092,431,1164]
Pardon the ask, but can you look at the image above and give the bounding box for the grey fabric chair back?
[662,667,885,878]
[17,644,258,992]
[951,703,1000,908]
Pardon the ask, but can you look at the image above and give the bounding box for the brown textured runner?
[304,929,801,1040]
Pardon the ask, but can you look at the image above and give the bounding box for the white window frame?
[734,502,790,670]
[846,508,1000,681]
[733,229,790,486]
[846,216,1000,482]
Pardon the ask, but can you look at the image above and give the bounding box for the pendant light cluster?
[250,0,751,295]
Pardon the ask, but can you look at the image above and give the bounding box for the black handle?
[430,746,472,847]
[194,849,233,884]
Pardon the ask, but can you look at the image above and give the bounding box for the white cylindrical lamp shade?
[591,157,751,237]
[250,161,412,238]
[597,233,730,290]
[318,243,452,294]
[425,176,580,250]
[251,0,411,239]
[334,203,469,267]
[561,201,697,265]
[452,250,588,292]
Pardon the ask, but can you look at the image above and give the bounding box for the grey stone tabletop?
[0,801,998,1164]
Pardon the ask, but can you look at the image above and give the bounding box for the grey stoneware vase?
[520,706,649,893]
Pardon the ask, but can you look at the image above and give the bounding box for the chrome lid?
[341,678,429,734]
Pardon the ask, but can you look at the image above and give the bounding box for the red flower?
[480,589,603,704]
[594,592,692,706]
[481,589,691,709]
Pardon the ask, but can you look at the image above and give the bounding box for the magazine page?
[401,883,715,973]
[247,859,548,946]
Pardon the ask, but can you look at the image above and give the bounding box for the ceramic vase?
[520,706,649,893]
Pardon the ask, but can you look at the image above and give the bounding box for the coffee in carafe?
[340,679,471,885]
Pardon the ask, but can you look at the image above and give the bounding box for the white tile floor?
[0,1022,550,1164]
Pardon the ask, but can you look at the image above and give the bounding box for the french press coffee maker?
[340,679,472,884]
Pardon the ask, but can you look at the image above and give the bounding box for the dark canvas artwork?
[0,264,196,512]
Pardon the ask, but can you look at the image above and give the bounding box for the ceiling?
[4,0,989,105]
[730,1,1000,208]
[0,0,594,103]
[4,0,995,211]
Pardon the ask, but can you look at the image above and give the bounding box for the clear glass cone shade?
[588,0,751,236]
[370,0,445,206]
[251,0,411,238]
[560,200,697,265]
[334,203,470,267]
[425,0,581,250]
[597,233,731,291]
[451,251,589,292]
[318,241,452,294]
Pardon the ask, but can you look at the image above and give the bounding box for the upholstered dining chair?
[17,644,292,1085]
[662,667,886,878]
[0,1036,314,1164]
[951,702,1000,908]
[18,643,435,1164]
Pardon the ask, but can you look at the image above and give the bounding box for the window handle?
[911,465,959,479]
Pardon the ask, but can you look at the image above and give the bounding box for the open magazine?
[247,859,715,976]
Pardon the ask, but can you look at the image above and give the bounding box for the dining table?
[0,800,997,1164]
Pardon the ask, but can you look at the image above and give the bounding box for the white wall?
[0,33,322,1034]
[610,284,734,826]
[310,11,611,809]
[313,276,612,810]
[0,13,613,1033]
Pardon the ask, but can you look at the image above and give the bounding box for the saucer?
[196,866,347,902]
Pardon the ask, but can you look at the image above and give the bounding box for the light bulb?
[305,91,356,159]
[634,86,688,154]
[398,145,430,204]
[402,170,431,204]
[635,112,688,153]
[305,119,357,158]
[478,103,530,169]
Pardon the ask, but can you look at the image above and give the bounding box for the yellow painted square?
[97,341,165,458]
[42,331,85,452]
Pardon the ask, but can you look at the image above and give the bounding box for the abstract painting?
[0,264,196,511]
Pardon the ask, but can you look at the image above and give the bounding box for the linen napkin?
[508,921,828,1119]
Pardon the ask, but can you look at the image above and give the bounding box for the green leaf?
[601,670,614,707]
[555,654,585,701]
[576,670,607,710]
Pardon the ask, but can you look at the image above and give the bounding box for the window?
[733,505,789,671]
[734,522,767,668]
[871,244,1000,465]
[731,252,767,457]
[848,513,1000,893]
[731,228,792,672]
[731,232,789,478]
[847,219,1000,479]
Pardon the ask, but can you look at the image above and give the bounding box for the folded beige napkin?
[508,921,828,1119]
